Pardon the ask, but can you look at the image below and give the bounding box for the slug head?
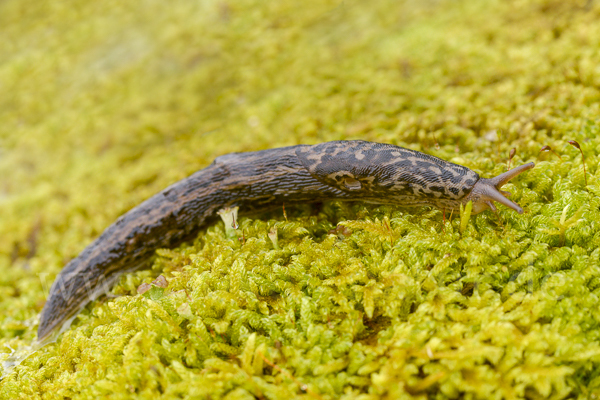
[466,162,534,214]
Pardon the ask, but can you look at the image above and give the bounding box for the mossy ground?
[1,0,600,398]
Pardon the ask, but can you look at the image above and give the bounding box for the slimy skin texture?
[37,140,534,341]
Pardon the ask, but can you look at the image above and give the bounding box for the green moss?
[2,0,600,398]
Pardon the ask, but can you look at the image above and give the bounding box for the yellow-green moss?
[2,0,600,398]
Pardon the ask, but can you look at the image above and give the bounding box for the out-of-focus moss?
[1,0,600,398]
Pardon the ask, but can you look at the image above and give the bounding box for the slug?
[37,140,534,341]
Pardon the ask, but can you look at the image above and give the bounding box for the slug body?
[38,140,534,341]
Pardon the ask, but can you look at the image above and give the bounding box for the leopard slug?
[37,140,534,341]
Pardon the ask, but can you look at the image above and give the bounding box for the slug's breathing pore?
[37,140,534,342]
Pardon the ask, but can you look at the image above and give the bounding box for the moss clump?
[2,0,600,398]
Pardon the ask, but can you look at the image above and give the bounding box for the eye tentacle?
[489,162,535,188]
[467,162,534,214]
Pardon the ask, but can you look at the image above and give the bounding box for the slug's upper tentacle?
[466,162,535,214]
[37,140,534,342]
[490,162,535,188]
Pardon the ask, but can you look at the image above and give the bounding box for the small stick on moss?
[257,352,323,400]
[441,208,446,234]
[494,207,505,231]
[383,217,394,246]
[207,325,216,338]
[507,148,516,171]
[568,140,587,188]
[540,145,562,160]
[282,203,288,222]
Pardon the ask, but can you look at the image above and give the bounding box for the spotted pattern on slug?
[37,140,533,342]
[296,141,480,209]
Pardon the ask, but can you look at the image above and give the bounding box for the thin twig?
[508,148,516,170]
[540,145,562,160]
[568,140,587,187]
